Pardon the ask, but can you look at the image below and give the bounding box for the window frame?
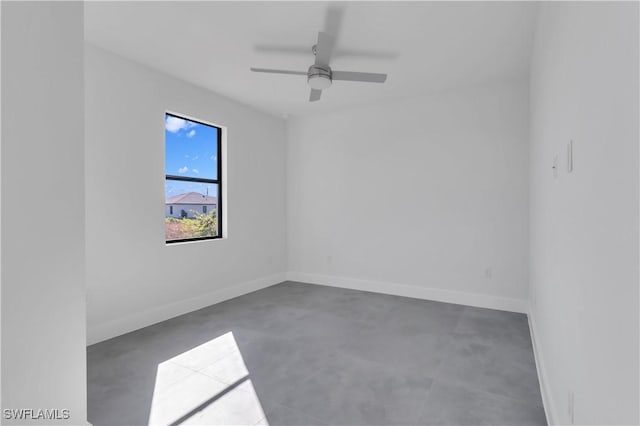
[165,112,223,244]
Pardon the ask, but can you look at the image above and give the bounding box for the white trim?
[87,273,286,345]
[285,272,528,313]
[528,309,557,425]
[88,271,530,342]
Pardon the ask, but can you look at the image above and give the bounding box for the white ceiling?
[85,1,538,117]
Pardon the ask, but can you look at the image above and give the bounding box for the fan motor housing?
[308,65,332,90]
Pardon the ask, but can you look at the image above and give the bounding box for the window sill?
[165,236,225,246]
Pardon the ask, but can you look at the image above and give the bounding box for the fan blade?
[250,68,307,76]
[324,5,344,43]
[309,89,322,102]
[332,70,387,83]
[314,32,334,67]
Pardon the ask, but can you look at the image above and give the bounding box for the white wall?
[1,2,86,424]
[529,2,639,424]
[287,79,530,311]
[85,45,287,344]
[0,0,3,410]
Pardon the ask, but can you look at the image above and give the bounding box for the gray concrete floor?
[88,281,546,426]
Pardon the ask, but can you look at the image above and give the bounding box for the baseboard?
[528,309,556,425]
[285,272,528,313]
[87,273,286,345]
[87,271,528,344]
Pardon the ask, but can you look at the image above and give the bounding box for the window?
[165,112,222,243]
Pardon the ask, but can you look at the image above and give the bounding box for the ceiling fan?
[250,31,388,102]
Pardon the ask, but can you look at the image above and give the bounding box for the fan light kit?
[251,31,388,102]
[308,66,332,90]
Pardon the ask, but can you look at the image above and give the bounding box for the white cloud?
[184,154,190,158]
[210,155,217,160]
[187,129,196,138]
[165,116,196,133]
[193,156,199,160]
[192,169,199,174]
[178,166,189,174]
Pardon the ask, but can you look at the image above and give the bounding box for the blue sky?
[165,114,218,198]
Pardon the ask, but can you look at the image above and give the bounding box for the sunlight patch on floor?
[148,332,267,425]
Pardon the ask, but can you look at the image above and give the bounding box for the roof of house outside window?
[165,192,217,205]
